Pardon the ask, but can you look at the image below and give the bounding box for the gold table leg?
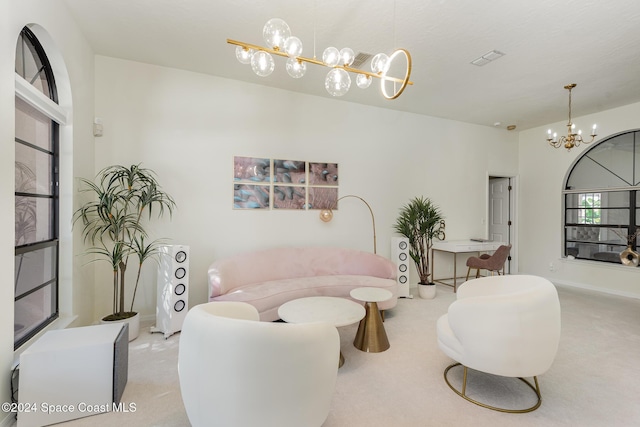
[353,301,390,353]
[453,252,457,292]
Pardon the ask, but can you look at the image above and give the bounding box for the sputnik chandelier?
[547,83,597,151]
[227,18,413,100]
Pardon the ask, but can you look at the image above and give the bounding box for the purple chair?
[465,244,512,281]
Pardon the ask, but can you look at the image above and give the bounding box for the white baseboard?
[141,313,155,323]
[549,277,640,300]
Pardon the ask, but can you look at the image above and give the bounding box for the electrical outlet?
[93,117,104,137]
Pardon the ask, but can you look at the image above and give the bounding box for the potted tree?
[73,164,176,340]
[393,196,445,299]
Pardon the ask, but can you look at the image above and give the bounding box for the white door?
[489,177,511,272]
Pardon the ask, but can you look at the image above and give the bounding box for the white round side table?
[349,287,392,353]
[278,296,365,367]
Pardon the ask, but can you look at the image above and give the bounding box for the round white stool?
[350,287,392,353]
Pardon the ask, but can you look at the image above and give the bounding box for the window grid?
[563,130,640,264]
[14,27,59,349]
[577,193,601,224]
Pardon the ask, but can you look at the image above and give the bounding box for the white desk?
[432,240,505,292]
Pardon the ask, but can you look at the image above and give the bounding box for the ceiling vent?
[471,50,505,66]
[351,52,372,69]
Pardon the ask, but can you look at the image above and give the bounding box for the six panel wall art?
[233,156,339,210]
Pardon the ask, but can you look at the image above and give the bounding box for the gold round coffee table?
[350,287,392,353]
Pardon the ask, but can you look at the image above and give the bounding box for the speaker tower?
[391,237,411,298]
[152,245,189,338]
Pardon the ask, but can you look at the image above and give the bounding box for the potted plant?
[393,196,445,299]
[73,164,176,339]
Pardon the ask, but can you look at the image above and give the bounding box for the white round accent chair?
[178,301,340,427]
[436,274,561,412]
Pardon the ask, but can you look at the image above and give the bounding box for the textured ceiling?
[62,0,640,131]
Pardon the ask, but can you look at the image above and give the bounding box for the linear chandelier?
[547,83,597,151]
[227,18,413,100]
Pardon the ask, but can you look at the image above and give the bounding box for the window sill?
[559,256,639,272]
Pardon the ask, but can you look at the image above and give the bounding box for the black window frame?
[14,27,60,349]
[563,130,640,265]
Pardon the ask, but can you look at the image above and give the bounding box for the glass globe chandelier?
[228,18,413,100]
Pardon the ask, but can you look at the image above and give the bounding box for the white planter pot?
[418,283,437,299]
[100,312,140,341]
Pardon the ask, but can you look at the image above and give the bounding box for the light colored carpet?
[15,283,640,426]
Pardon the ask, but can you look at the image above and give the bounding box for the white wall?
[1,0,16,418]
[519,102,640,297]
[93,56,519,319]
[2,0,95,419]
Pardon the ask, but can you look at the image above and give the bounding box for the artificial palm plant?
[73,164,176,321]
[393,196,445,285]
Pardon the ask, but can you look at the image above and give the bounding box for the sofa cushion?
[211,275,397,321]
[209,247,396,298]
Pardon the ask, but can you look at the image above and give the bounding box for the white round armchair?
[436,275,561,412]
[178,301,340,427]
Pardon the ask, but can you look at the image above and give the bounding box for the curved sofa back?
[208,246,396,298]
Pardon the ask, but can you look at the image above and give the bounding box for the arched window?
[14,27,60,349]
[563,130,640,265]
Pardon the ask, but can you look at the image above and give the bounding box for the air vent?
[470,50,505,66]
[351,52,372,69]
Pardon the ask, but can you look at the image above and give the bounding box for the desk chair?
[465,244,511,281]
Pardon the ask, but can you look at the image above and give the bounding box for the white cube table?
[18,323,128,427]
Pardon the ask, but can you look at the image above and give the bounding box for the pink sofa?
[208,246,398,321]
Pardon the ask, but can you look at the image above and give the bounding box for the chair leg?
[462,365,468,395]
[443,363,543,413]
[475,269,480,278]
[465,267,471,281]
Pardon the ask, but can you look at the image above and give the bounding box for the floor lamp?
[319,195,377,254]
